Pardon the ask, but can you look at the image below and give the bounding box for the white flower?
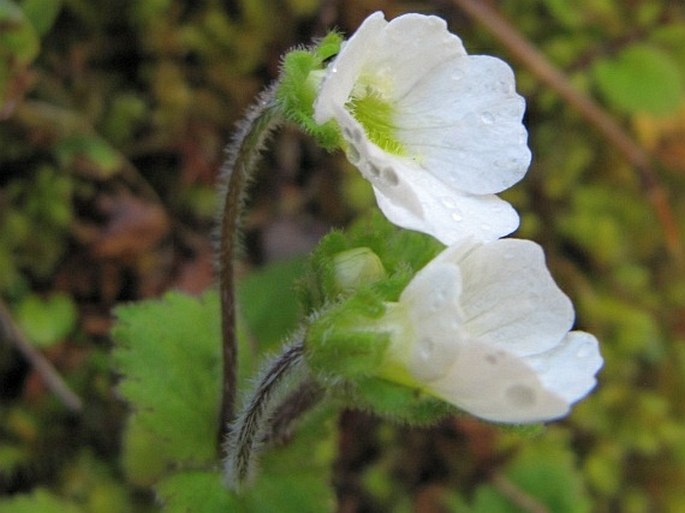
[380,238,602,423]
[314,12,531,245]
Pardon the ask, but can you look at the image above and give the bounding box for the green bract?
[299,211,443,312]
[302,213,452,424]
[276,31,343,149]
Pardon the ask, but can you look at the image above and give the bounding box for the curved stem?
[261,378,324,445]
[216,83,283,453]
[223,340,307,490]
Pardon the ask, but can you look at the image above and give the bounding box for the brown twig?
[491,472,550,513]
[0,298,83,412]
[451,0,682,260]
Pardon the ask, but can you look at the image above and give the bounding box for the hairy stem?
[261,378,325,445]
[216,83,284,453]
[223,340,308,490]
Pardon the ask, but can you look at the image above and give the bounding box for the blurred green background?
[2,0,685,512]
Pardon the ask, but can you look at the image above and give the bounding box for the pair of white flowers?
[312,12,602,423]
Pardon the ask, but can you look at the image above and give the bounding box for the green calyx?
[346,92,406,156]
[276,31,343,149]
[300,212,452,424]
[298,211,443,312]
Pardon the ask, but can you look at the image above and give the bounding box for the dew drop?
[485,353,499,365]
[498,80,513,94]
[576,342,592,358]
[419,337,435,361]
[368,164,381,177]
[451,212,463,222]
[440,196,457,209]
[481,112,495,124]
[347,145,361,165]
[383,167,399,186]
[505,384,536,407]
[451,69,464,81]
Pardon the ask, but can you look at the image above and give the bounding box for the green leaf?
[0,489,84,513]
[0,443,27,474]
[0,0,40,64]
[156,471,241,513]
[111,282,332,503]
[156,406,336,513]
[111,290,222,485]
[650,22,685,75]
[593,43,684,115]
[238,257,307,350]
[55,135,122,178]
[472,441,591,513]
[14,292,77,347]
[19,0,62,35]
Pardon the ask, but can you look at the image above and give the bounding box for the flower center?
[346,88,406,156]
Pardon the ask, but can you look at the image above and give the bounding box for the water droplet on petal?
[576,342,593,358]
[368,164,381,177]
[497,80,513,94]
[347,145,361,165]
[440,196,457,209]
[419,337,435,361]
[481,112,495,124]
[451,212,463,222]
[506,384,536,407]
[383,167,399,186]
[451,69,464,81]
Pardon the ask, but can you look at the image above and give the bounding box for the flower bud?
[333,247,386,293]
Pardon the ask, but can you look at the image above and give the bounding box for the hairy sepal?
[276,32,343,149]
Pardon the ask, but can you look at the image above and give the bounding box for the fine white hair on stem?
[214,81,284,451]
[223,334,309,491]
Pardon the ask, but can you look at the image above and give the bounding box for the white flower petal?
[382,238,602,423]
[334,103,519,244]
[314,12,387,124]
[425,342,570,423]
[394,55,531,194]
[399,262,463,381]
[525,331,603,403]
[450,239,574,356]
[372,166,520,244]
[359,13,466,100]
[313,11,530,242]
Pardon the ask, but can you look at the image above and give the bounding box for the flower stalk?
[216,83,283,453]
[223,340,308,490]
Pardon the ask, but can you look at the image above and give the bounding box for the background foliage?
[2,0,685,512]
